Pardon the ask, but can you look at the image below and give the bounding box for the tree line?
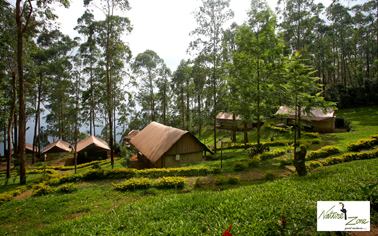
[0,0,376,183]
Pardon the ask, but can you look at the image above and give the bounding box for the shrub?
[248,144,269,157]
[105,168,136,179]
[113,177,185,191]
[32,183,54,196]
[306,161,323,170]
[347,135,378,152]
[48,174,84,186]
[264,173,275,181]
[194,178,208,188]
[154,177,185,189]
[137,166,211,178]
[212,168,222,174]
[306,148,378,170]
[56,183,77,194]
[260,148,287,161]
[227,176,240,185]
[113,178,152,191]
[234,163,248,171]
[306,146,341,161]
[303,132,320,139]
[214,176,228,186]
[248,159,260,168]
[0,193,12,204]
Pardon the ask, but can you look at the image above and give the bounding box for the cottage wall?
[312,118,335,133]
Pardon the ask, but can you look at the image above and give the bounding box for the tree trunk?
[105,3,114,169]
[16,0,26,184]
[186,78,190,130]
[232,113,236,142]
[243,122,248,148]
[6,72,16,179]
[197,93,201,139]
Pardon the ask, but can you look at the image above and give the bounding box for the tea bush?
[347,135,378,151]
[260,148,288,161]
[154,177,185,189]
[306,146,340,161]
[113,177,185,191]
[233,162,248,171]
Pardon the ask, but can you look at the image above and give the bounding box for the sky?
[54,0,279,71]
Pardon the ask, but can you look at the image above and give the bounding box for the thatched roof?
[216,112,241,120]
[130,122,211,163]
[75,135,110,153]
[275,106,335,121]
[43,140,72,153]
[25,143,39,153]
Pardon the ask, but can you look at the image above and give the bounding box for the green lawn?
[0,158,376,235]
[320,106,378,151]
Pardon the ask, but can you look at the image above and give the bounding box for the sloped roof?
[130,122,211,163]
[275,106,335,121]
[43,140,72,153]
[25,143,39,153]
[75,135,110,153]
[216,112,241,120]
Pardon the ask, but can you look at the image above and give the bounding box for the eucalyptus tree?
[171,60,192,130]
[75,10,101,136]
[191,55,208,138]
[155,64,172,125]
[132,50,168,124]
[190,0,234,152]
[278,0,317,53]
[12,0,70,184]
[0,1,16,178]
[85,0,132,168]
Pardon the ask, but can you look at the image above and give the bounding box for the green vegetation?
[347,134,378,152]
[113,177,186,191]
[0,158,376,235]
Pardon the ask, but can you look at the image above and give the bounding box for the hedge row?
[0,187,28,204]
[306,146,340,161]
[307,148,378,170]
[34,160,109,171]
[113,177,185,191]
[48,166,212,186]
[347,135,378,152]
[32,183,77,196]
[219,141,288,151]
[26,169,59,176]
[260,148,288,161]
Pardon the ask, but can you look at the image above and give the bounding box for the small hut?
[123,130,139,144]
[216,112,255,131]
[42,140,72,154]
[129,122,212,169]
[25,144,39,154]
[275,106,336,133]
[75,136,110,163]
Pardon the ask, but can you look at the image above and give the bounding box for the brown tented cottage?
[129,122,212,169]
[275,106,336,133]
[42,140,72,154]
[25,144,39,154]
[216,112,255,131]
[75,136,110,163]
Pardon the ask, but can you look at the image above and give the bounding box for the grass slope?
[0,158,376,235]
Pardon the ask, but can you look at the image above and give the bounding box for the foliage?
[306,146,340,160]
[347,135,378,152]
[259,148,288,161]
[113,177,185,191]
[55,183,77,194]
[32,183,54,196]
[307,148,378,170]
[233,162,248,171]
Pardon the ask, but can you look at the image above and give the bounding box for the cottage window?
[175,154,180,161]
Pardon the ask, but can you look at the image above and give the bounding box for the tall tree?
[85,0,132,168]
[132,50,168,124]
[230,0,283,147]
[190,0,234,152]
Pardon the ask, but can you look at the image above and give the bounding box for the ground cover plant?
[0,158,376,235]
